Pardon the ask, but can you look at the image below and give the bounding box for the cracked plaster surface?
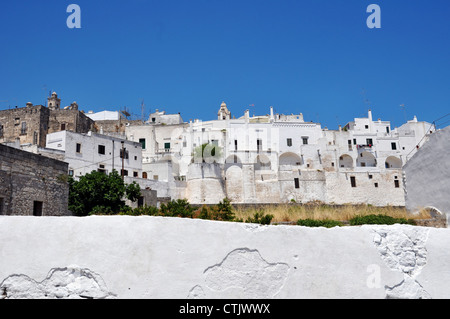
[188,248,289,299]
[0,265,116,299]
[371,226,431,299]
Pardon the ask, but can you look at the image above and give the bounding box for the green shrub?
[120,205,159,216]
[160,199,194,218]
[296,219,343,228]
[245,211,274,225]
[216,198,235,221]
[349,214,416,226]
[89,205,115,215]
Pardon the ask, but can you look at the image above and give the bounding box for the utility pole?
[121,141,125,180]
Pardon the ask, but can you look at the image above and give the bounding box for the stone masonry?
[0,144,69,216]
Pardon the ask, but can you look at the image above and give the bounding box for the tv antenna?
[400,104,407,123]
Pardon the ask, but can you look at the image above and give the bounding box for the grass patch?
[233,202,432,226]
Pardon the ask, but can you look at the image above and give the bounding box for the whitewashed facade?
[46,130,143,179]
[121,102,434,206]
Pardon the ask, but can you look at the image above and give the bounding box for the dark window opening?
[302,137,309,145]
[234,140,238,151]
[394,180,400,188]
[33,201,43,216]
[98,145,106,155]
[138,196,144,207]
[120,149,129,159]
[164,142,171,151]
[76,143,81,153]
[294,178,300,189]
[0,198,4,215]
[374,183,379,188]
[391,142,397,150]
[257,139,262,152]
[139,138,146,150]
[61,123,66,131]
[350,176,356,188]
[287,138,292,147]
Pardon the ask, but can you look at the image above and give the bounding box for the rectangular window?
[33,201,43,216]
[366,138,373,146]
[234,140,238,151]
[68,170,74,176]
[121,169,128,177]
[391,142,397,150]
[164,142,171,151]
[350,176,356,188]
[20,122,27,134]
[0,198,4,215]
[139,138,146,150]
[353,139,357,145]
[386,127,390,134]
[133,171,138,177]
[374,183,379,188]
[138,196,144,207]
[294,178,300,189]
[257,139,262,152]
[287,138,292,147]
[120,149,129,159]
[394,180,400,188]
[76,143,81,153]
[302,137,309,145]
[98,145,106,155]
[61,123,66,131]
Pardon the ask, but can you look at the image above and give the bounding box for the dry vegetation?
[233,202,433,224]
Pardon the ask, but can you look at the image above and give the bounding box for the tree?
[193,142,223,163]
[68,170,141,216]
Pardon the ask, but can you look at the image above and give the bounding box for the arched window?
[385,156,402,169]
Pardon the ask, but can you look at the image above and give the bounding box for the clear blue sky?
[1,0,449,129]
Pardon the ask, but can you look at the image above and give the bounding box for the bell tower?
[47,91,61,110]
[218,101,231,120]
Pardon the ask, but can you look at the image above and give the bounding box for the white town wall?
[1,216,449,299]
[403,126,450,216]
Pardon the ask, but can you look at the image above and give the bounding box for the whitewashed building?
[45,130,143,179]
[122,102,435,206]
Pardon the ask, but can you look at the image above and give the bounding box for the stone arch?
[385,156,402,169]
[225,155,242,170]
[255,154,271,170]
[279,152,302,166]
[357,151,376,167]
[339,154,353,168]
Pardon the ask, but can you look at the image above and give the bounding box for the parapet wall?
[1,216,449,299]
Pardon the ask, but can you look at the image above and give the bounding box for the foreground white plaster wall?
[1,216,449,299]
